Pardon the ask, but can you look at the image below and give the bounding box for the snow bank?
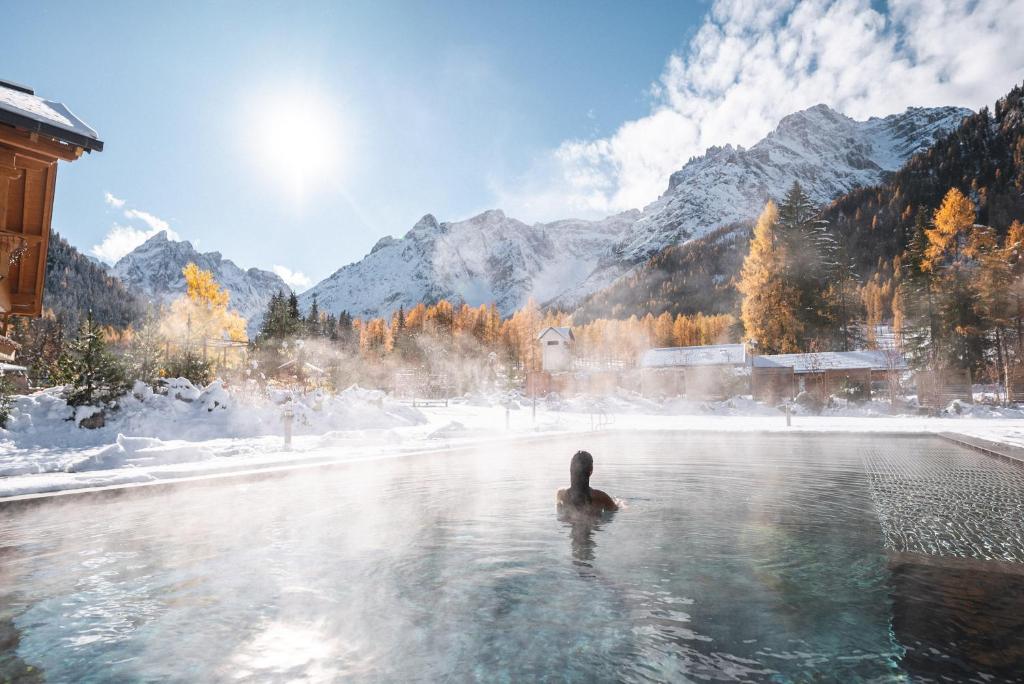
[0,380,426,483]
[6,382,1024,499]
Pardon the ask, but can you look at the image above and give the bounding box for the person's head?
[568,450,594,507]
[569,450,593,488]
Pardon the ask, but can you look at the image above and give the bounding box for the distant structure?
[537,326,575,372]
[0,361,29,392]
[752,350,908,402]
[0,78,103,358]
[529,326,631,397]
[639,344,748,399]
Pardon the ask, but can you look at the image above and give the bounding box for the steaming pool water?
[1,431,1023,682]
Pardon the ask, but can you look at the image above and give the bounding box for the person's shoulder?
[591,488,618,511]
[556,488,568,504]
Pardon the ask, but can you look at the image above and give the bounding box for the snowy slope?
[303,104,968,318]
[112,231,291,335]
[300,209,638,318]
[614,104,970,263]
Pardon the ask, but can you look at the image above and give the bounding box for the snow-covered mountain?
[112,231,290,335]
[303,103,968,318]
[300,210,638,318]
[613,104,970,263]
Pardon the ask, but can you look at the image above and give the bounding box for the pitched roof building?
[0,79,102,357]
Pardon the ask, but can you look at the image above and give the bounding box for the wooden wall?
[915,369,972,409]
[0,126,61,318]
[752,366,796,402]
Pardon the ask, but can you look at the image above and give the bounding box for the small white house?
[537,326,575,372]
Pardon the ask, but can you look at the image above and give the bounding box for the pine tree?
[0,375,13,428]
[305,294,321,337]
[257,292,284,340]
[737,201,802,353]
[776,181,834,346]
[125,312,165,387]
[825,240,863,351]
[163,349,213,386]
[898,207,945,367]
[53,312,129,407]
[287,292,301,332]
[972,224,1013,398]
[1005,220,1024,360]
[392,305,416,359]
[335,310,355,349]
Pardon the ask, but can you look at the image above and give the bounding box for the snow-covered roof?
[537,326,574,342]
[640,344,747,368]
[753,350,907,373]
[0,79,103,152]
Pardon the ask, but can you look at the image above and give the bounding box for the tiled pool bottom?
[865,443,1024,562]
[1,432,1022,682]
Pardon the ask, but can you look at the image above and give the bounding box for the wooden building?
[0,79,103,357]
[752,350,907,402]
[639,344,749,400]
[0,361,29,392]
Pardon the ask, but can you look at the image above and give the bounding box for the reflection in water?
[888,552,1024,679]
[560,511,615,566]
[0,616,44,683]
[568,517,597,565]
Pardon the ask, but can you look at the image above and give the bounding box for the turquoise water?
[1,432,1022,682]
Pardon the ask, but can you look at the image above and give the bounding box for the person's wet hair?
[568,450,594,507]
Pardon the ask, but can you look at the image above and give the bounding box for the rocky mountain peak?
[112,233,290,336]
[616,103,971,264]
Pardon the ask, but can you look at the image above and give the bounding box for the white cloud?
[91,223,181,264]
[497,0,1024,220]
[122,208,170,233]
[91,196,179,264]
[272,265,312,291]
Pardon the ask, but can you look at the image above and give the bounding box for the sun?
[250,88,341,199]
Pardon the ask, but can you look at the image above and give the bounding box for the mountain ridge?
[300,103,969,319]
[111,231,291,335]
[573,82,1024,324]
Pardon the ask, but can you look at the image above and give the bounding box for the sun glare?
[250,89,342,200]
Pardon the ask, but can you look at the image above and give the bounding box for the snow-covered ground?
[2,382,1024,499]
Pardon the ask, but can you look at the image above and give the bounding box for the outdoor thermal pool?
[1,432,1023,682]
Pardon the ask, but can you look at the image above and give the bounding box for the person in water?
[557,450,618,515]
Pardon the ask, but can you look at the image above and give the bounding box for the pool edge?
[935,432,1024,465]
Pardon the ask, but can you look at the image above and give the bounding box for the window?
[547,340,560,346]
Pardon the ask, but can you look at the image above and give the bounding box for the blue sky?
[6,0,1024,291]
[4,0,704,288]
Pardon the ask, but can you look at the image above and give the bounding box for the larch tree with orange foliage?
[163,262,247,349]
[924,187,977,272]
[737,201,801,353]
[919,188,988,372]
